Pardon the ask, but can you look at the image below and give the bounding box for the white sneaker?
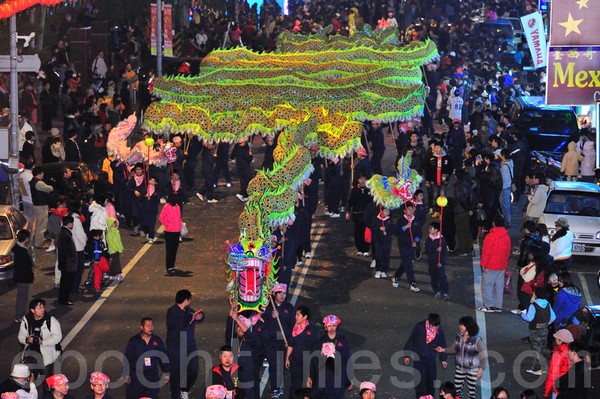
[305,252,312,259]
[381,272,387,278]
[242,197,249,202]
[226,182,232,188]
[392,278,399,288]
[329,213,340,218]
[295,261,303,267]
[374,271,382,278]
[207,199,218,203]
[511,309,521,315]
[410,284,421,293]
[362,252,370,257]
[324,211,332,216]
[46,244,56,252]
[236,194,245,202]
[148,239,154,244]
[370,260,376,268]
[196,193,205,202]
[181,392,190,399]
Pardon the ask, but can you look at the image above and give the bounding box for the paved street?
[1,137,599,399]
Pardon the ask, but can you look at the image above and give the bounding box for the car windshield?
[544,191,600,216]
[0,216,12,240]
[518,109,576,134]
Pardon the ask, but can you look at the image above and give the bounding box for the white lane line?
[60,226,165,349]
[289,223,326,306]
[472,242,492,399]
[259,221,326,396]
[577,272,593,306]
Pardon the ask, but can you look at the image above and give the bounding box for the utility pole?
[156,0,163,76]
[9,15,20,207]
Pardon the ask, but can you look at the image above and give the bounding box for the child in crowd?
[84,229,111,294]
[425,221,449,300]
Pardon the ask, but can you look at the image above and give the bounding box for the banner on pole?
[521,12,547,68]
[163,4,173,57]
[546,46,600,106]
[150,3,157,56]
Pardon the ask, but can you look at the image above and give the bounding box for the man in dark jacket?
[13,230,34,322]
[124,317,170,399]
[64,129,81,162]
[166,289,204,399]
[212,345,239,397]
[56,215,76,306]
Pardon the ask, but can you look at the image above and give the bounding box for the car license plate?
[572,243,586,252]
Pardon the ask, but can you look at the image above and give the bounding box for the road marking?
[577,272,593,306]
[259,221,326,396]
[60,226,165,349]
[471,242,492,399]
[289,223,326,305]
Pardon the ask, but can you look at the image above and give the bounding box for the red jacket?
[544,343,571,397]
[480,227,511,270]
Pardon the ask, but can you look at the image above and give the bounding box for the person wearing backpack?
[17,299,63,379]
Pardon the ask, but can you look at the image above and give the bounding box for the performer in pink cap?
[87,372,112,399]
[307,315,353,399]
[359,382,376,399]
[45,374,72,399]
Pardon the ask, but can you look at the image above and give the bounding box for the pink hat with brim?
[359,382,376,393]
[553,329,574,344]
[357,148,367,156]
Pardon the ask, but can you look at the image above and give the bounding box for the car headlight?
[596,232,600,240]
[0,254,14,265]
[549,228,556,237]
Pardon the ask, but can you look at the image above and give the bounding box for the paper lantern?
[144,137,155,147]
[436,196,448,208]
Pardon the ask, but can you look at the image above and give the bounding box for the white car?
[539,181,600,257]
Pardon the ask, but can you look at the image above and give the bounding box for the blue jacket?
[553,287,582,327]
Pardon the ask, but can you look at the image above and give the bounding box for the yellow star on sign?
[576,0,589,9]
[559,13,583,36]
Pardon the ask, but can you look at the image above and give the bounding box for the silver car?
[539,181,600,257]
[0,205,32,280]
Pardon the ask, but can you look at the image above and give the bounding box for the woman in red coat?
[544,329,574,398]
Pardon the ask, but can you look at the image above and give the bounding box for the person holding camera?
[17,299,63,379]
[0,364,37,399]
